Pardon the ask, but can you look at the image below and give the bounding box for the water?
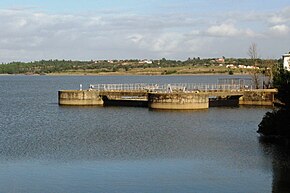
[0,75,289,193]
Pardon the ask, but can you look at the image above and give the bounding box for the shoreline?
[0,72,249,77]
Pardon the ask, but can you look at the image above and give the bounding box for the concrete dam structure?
[59,81,278,110]
[147,92,209,110]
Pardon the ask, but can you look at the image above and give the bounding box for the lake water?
[0,75,289,193]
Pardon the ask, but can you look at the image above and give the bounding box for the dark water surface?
[0,75,289,193]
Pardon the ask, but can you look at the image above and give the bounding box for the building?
[282,53,290,71]
[215,58,225,63]
[139,59,153,64]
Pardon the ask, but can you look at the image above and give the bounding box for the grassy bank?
[42,66,248,76]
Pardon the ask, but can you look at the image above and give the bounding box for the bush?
[258,109,290,137]
[257,63,290,138]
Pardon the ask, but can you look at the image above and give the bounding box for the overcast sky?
[0,0,289,63]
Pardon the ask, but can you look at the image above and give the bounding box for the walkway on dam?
[89,82,251,92]
[88,77,253,94]
[89,82,253,97]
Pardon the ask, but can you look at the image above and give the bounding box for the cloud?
[128,33,182,55]
[268,15,286,24]
[0,9,114,61]
[270,24,290,35]
[206,23,240,37]
[205,23,258,38]
[0,5,289,62]
[268,6,290,24]
[127,31,213,59]
[0,9,208,61]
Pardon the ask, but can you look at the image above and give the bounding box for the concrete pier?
[58,82,278,109]
[148,93,208,110]
[58,90,103,106]
[239,89,277,106]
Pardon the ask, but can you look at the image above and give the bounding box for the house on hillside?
[282,53,290,71]
[139,59,153,64]
[215,58,225,63]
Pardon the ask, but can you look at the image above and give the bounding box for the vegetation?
[257,61,290,138]
[248,43,261,88]
[0,57,278,75]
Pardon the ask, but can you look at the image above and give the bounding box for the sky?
[0,0,290,62]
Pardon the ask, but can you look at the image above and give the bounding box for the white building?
[139,59,153,64]
[282,53,290,71]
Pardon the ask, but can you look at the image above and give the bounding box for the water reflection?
[259,137,290,193]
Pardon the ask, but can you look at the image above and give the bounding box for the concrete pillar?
[58,90,104,106]
[148,92,209,110]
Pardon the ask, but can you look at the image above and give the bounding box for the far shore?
[0,72,248,76]
[0,67,250,76]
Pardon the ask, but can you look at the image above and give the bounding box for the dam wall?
[148,92,209,110]
[239,89,277,106]
[58,88,277,109]
[58,90,103,106]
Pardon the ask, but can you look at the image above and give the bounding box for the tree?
[248,43,260,89]
[272,63,290,107]
[262,59,277,88]
[257,61,290,138]
[248,43,258,61]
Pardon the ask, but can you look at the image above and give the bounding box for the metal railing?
[89,83,253,93]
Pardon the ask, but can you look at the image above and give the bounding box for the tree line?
[0,58,278,74]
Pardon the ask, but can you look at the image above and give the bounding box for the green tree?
[257,61,290,138]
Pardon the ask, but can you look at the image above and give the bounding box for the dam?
[58,79,278,110]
